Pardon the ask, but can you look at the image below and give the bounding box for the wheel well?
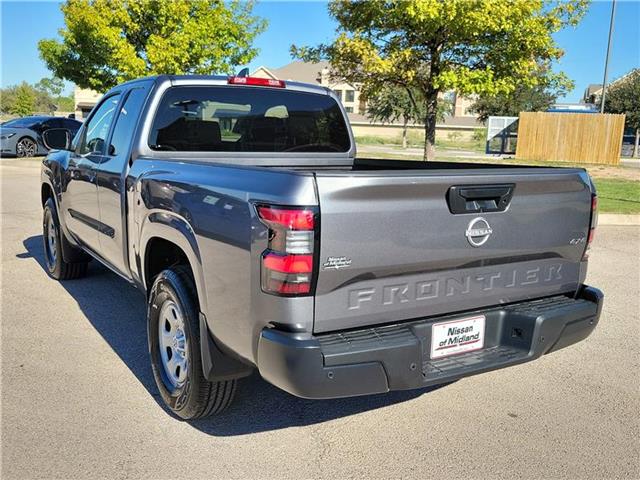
[144,237,193,292]
[41,183,54,207]
[18,135,37,145]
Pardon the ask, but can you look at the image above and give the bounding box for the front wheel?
[17,137,37,157]
[148,266,236,419]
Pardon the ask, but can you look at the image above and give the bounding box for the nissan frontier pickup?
[40,74,603,419]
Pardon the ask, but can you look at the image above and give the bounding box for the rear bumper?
[257,286,603,399]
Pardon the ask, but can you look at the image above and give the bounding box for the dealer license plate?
[430,315,486,359]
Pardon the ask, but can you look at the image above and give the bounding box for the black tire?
[42,198,89,280]
[148,266,236,419]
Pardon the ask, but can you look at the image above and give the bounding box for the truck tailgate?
[313,168,592,333]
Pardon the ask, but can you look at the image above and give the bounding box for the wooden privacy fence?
[516,112,626,165]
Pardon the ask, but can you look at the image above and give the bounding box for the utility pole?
[600,0,617,113]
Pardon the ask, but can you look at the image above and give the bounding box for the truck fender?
[139,211,208,314]
[140,212,252,380]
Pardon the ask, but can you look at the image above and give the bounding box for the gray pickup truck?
[40,75,603,419]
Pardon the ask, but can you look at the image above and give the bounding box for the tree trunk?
[402,117,408,149]
[634,128,639,158]
[422,91,438,161]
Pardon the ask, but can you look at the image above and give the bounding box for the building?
[252,61,482,140]
[252,61,365,116]
[74,86,102,119]
[582,69,639,105]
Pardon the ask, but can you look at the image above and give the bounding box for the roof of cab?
[106,74,330,96]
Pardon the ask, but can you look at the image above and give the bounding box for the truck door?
[96,87,149,275]
[63,94,121,254]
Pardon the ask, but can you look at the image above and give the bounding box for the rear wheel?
[148,266,236,419]
[42,198,88,280]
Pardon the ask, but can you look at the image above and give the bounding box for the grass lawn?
[356,133,486,153]
[592,179,640,214]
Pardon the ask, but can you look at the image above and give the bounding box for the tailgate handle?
[447,184,515,214]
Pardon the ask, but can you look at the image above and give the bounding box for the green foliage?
[472,128,487,142]
[292,0,588,160]
[38,0,267,92]
[11,83,36,116]
[366,85,451,124]
[355,135,390,145]
[605,69,640,132]
[35,77,65,98]
[1,78,75,115]
[470,68,573,122]
[55,96,76,112]
[366,86,423,125]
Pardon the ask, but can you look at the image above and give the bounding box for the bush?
[472,128,487,142]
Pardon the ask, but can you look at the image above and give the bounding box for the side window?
[108,88,147,156]
[78,94,121,155]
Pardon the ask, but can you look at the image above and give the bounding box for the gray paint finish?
[313,170,591,332]
[41,74,597,371]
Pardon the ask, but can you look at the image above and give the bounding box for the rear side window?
[149,86,351,153]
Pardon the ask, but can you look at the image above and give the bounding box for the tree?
[0,85,18,114]
[11,83,36,117]
[292,0,587,160]
[35,77,65,98]
[38,0,267,92]
[604,69,640,158]
[470,68,572,122]
[1,80,74,115]
[55,96,76,112]
[366,86,451,148]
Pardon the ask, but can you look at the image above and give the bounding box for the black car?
[1,116,82,157]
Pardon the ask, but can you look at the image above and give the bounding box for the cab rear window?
[149,86,351,153]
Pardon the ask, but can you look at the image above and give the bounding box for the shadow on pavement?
[19,235,446,436]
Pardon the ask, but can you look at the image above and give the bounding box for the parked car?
[1,116,82,157]
[40,75,603,420]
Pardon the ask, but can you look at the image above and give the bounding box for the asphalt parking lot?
[1,158,639,479]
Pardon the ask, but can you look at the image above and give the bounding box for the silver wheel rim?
[46,215,57,266]
[158,300,188,388]
[17,138,36,157]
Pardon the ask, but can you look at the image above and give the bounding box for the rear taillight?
[583,194,598,260]
[257,205,317,296]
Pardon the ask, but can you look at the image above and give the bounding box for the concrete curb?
[599,214,640,226]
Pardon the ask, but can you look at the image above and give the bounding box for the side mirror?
[42,128,72,151]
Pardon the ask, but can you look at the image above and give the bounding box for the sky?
[1,0,638,102]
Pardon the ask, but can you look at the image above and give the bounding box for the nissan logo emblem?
[465,217,493,247]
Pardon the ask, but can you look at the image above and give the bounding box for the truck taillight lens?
[228,76,286,88]
[257,205,317,296]
[583,194,598,260]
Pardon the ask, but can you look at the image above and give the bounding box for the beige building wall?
[252,65,363,114]
[74,87,102,119]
